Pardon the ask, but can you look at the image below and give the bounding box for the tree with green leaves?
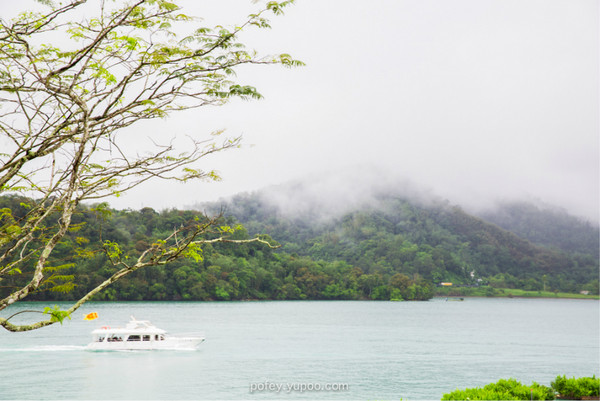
[0,0,300,331]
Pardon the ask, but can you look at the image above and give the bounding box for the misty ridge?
[194,166,599,260]
[479,200,600,259]
[195,165,598,226]
[196,167,449,222]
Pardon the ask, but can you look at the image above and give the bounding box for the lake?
[0,298,598,400]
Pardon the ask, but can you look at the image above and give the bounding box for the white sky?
[3,0,599,221]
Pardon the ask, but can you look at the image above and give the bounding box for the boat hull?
[86,317,204,351]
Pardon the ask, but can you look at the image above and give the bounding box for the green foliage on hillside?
[480,201,599,259]
[2,192,597,302]
[213,193,599,295]
[0,195,432,301]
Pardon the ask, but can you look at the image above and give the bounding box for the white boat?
[86,316,204,351]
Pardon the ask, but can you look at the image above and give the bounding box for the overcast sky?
[4,0,599,221]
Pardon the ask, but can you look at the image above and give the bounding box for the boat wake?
[0,345,87,352]
[0,345,199,352]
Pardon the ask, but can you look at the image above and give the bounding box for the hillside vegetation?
[1,188,597,302]
[211,190,598,296]
[479,201,599,258]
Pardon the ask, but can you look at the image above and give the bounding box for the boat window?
[97,336,105,342]
[160,335,165,341]
[127,335,141,342]
[143,335,150,341]
[107,336,123,342]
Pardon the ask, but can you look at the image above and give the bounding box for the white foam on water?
[0,345,87,352]
[0,345,199,352]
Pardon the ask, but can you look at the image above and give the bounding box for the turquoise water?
[0,298,598,400]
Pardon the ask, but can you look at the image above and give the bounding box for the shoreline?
[8,293,600,304]
[437,295,600,300]
[435,287,599,300]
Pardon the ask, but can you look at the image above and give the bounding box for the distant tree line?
[0,196,433,302]
[208,192,600,295]
[1,193,597,303]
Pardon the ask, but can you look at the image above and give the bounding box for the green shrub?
[442,378,555,400]
[551,375,600,399]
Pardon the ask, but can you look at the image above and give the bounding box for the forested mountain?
[478,201,599,259]
[203,184,599,295]
[1,185,598,304]
[0,194,434,302]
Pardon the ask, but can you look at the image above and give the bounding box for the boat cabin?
[93,333,166,343]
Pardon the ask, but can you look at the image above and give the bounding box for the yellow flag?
[83,312,98,321]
